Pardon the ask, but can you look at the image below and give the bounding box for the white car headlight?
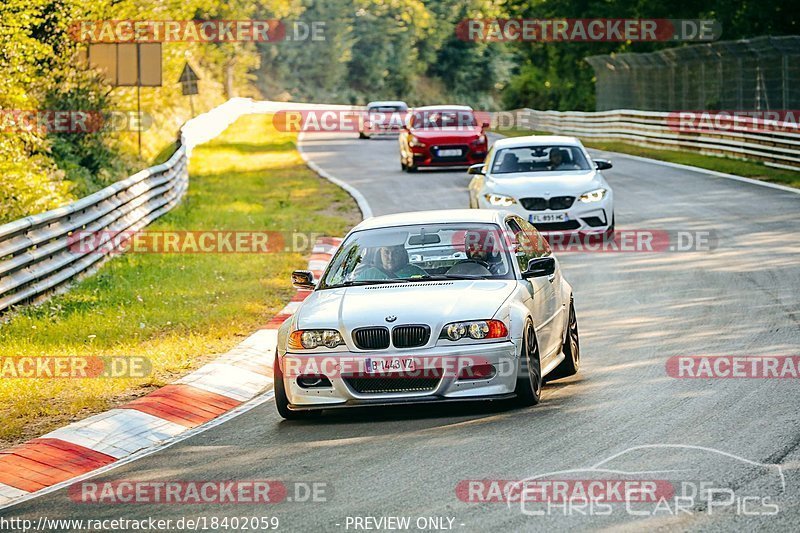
[578,188,607,203]
[289,329,344,349]
[441,320,508,341]
[484,193,517,206]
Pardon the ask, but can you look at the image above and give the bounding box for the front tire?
[274,351,320,420]
[548,299,580,381]
[514,321,542,406]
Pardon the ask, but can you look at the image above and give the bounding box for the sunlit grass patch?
[0,114,360,447]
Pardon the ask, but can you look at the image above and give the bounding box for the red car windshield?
[410,110,477,129]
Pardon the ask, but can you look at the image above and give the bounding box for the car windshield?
[319,223,514,289]
[368,105,406,113]
[491,145,591,174]
[410,110,477,129]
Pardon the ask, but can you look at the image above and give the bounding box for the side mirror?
[522,257,555,279]
[481,121,490,129]
[467,163,485,175]
[292,270,316,290]
[594,159,613,170]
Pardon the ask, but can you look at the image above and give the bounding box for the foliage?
[2,0,796,222]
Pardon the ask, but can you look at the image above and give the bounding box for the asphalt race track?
[3,131,799,531]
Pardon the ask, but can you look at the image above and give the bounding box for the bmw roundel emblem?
[385,315,397,323]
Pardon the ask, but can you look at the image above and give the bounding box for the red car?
[399,105,489,172]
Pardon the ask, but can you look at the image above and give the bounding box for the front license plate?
[364,357,417,374]
[529,213,567,223]
[437,149,462,157]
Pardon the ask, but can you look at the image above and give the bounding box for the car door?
[509,217,564,361]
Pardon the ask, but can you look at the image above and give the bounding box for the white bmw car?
[274,209,581,419]
[468,136,614,235]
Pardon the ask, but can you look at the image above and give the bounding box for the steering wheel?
[458,258,490,269]
[352,263,394,279]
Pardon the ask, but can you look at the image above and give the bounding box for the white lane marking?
[0,390,276,511]
[308,259,329,272]
[0,484,29,505]
[312,243,339,255]
[42,410,188,460]
[296,131,373,219]
[589,150,800,195]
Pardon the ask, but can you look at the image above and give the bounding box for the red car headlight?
[409,135,426,148]
[471,134,487,147]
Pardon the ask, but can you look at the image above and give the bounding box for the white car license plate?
[365,357,417,374]
[438,149,462,157]
[529,213,567,223]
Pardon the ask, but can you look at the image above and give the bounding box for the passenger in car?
[354,245,427,280]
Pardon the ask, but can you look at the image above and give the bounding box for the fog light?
[457,364,496,381]
[297,374,332,389]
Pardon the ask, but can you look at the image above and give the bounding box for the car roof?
[411,105,474,112]
[366,101,408,108]
[492,135,583,149]
[352,209,508,232]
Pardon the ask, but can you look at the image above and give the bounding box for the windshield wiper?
[335,278,410,287]
[407,274,491,281]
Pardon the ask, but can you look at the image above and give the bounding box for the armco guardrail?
[0,98,258,314]
[0,98,361,314]
[522,108,800,171]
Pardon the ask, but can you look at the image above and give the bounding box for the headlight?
[440,320,508,341]
[578,188,607,203]
[409,135,425,147]
[484,193,517,206]
[289,329,344,349]
[471,134,487,146]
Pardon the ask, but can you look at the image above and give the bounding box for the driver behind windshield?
[548,148,580,171]
[354,245,426,280]
[463,230,505,275]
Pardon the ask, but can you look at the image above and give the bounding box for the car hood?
[295,280,516,341]
[486,170,607,197]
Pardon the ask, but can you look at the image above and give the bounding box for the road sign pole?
[136,43,142,157]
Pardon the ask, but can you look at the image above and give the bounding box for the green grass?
[152,140,180,165]
[496,128,800,189]
[0,114,360,447]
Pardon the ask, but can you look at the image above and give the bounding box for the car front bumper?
[407,144,487,168]
[477,194,613,234]
[281,340,521,409]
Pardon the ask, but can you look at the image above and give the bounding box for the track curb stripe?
[0,237,340,507]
